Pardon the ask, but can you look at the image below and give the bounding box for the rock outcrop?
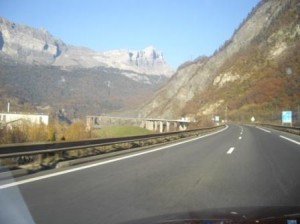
[0,17,65,64]
[54,45,173,77]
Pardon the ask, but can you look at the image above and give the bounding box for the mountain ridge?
[0,16,174,77]
[137,0,300,124]
[0,17,171,119]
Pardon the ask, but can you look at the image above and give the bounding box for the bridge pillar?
[140,120,145,128]
[179,122,187,131]
[166,121,170,132]
[179,122,184,131]
[183,123,187,130]
[86,116,97,131]
[159,121,163,133]
[147,121,153,131]
[154,121,158,132]
[151,121,156,131]
[174,122,178,131]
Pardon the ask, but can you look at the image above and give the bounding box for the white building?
[0,112,49,126]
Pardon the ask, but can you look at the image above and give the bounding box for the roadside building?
[0,112,49,128]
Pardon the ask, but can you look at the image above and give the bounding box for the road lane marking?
[256,127,271,133]
[227,147,235,154]
[0,126,229,190]
[240,126,243,135]
[280,135,300,145]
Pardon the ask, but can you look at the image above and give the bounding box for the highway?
[1,124,300,223]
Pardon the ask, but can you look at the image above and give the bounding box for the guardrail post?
[36,154,43,165]
[55,151,63,160]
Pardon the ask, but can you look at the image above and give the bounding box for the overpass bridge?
[86,115,191,132]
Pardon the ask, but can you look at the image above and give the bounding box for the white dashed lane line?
[227,147,235,154]
[256,127,271,133]
[240,126,243,135]
[280,135,300,146]
[239,126,243,138]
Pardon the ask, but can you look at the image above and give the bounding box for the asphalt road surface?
[1,124,300,223]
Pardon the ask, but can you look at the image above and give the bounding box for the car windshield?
[0,0,300,224]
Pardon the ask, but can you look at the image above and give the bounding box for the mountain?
[0,17,173,77]
[0,59,167,119]
[54,46,174,77]
[138,0,300,125]
[0,17,173,119]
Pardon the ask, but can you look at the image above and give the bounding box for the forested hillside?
[0,58,167,119]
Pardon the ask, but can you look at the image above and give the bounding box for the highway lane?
[0,124,300,223]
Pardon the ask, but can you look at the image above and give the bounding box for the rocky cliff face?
[54,45,173,77]
[138,0,300,123]
[0,17,65,64]
[0,17,173,77]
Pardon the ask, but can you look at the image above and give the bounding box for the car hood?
[120,206,300,224]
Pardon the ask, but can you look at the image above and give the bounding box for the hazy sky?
[0,0,260,68]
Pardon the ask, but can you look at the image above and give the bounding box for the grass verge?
[92,125,153,138]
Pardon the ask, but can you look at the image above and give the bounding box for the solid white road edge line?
[0,125,229,189]
[256,127,271,133]
[227,147,235,154]
[280,135,300,145]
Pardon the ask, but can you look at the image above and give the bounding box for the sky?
[0,0,260,69]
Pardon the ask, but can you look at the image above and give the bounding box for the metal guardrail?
[258,123,300,135]
[0,125,227,178]
[0,125,225,159]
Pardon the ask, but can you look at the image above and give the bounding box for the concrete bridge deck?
[86,116,190,132]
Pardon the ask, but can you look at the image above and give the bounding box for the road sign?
[282,111,292,124]
[251,116,255,122]
[215,116,220,122]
